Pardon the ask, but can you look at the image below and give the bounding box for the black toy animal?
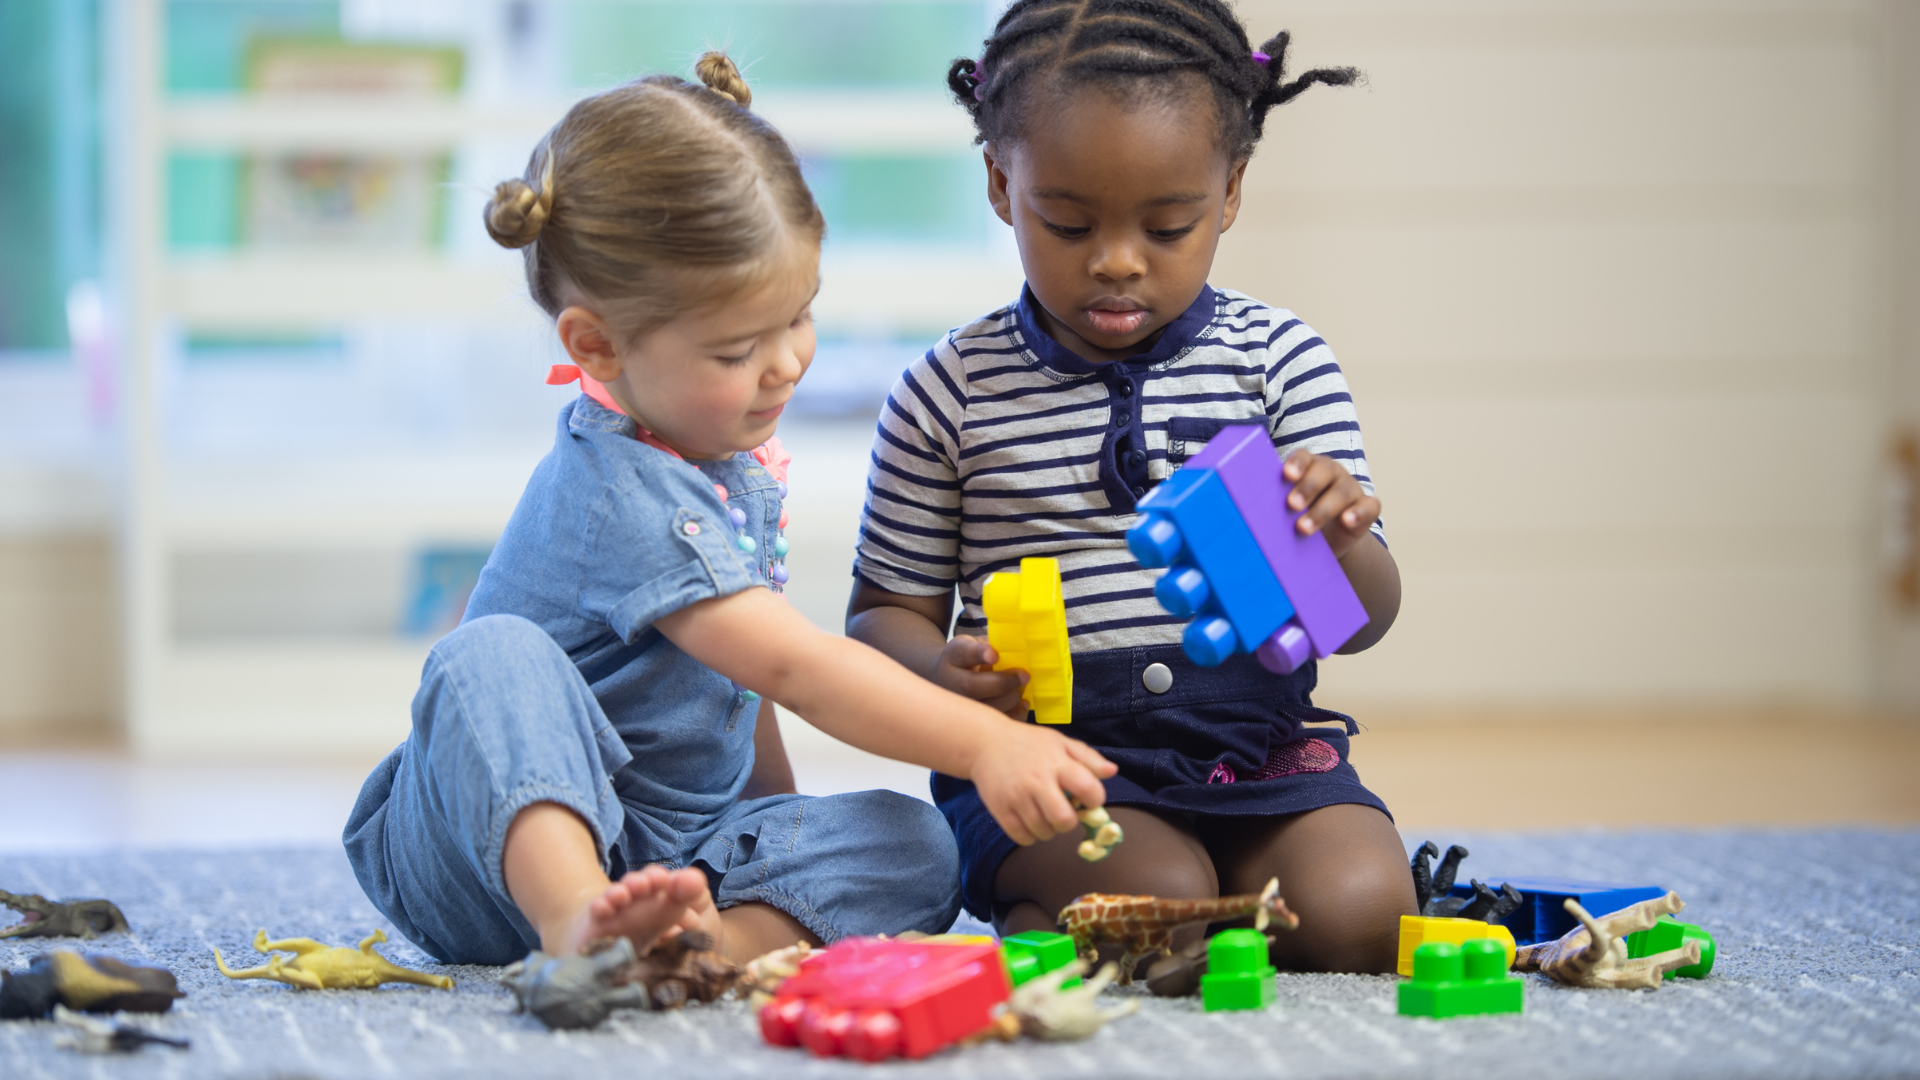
[0,890,129,940]
[1410,841,1524,923]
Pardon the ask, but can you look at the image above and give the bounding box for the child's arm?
[1281,449,1402,652]
[655,588,1114,845]
[844,587,1030,719]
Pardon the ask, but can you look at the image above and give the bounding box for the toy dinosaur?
[0,952,185,1018]
[504,930,742,1029]
[1076,804,1124,862]
[52,1005,189,1054]
[1142,935,1213,997]
[1513,892,1702,989]
[1056,876,1298,983]
[0,890,129,940]
[213,929,453,991]
[1410,842,1523,921]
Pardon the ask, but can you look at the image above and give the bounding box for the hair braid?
[948,0,1358,160]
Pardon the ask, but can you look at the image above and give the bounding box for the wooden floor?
[1347,707,1920,831]
[1,708,1915,852]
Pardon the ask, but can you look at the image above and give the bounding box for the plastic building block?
[1396,915,1517,977]
[1186,426,1370,663]
[1128,426,1369,672]
[1001,930,1081,989]
[1448,877,1667,946]
[1397,939,1523,1019]
[981,556,1074,725]
[1199,929,1276,1011]
[1128,468,1296,667]
[1625,916,1716,979]
[758,937,1010,1061]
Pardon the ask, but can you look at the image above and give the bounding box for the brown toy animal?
[0,890,129,940]
[1057,877,1298,983]
[1513,892,1702,989]
[620,930,740,1009]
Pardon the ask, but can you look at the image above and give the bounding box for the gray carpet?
[2,829,1917,1080]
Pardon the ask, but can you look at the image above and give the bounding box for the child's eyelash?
[1151,224,1199,241]
[1042,221,1090,239]
[718,348,754,365]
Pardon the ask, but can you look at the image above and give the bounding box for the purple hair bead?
[1251,50,1271,65]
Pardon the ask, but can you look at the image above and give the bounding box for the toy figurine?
[998,960,1136,1041]
[1075,804,1124,862]
[0,890,129,940]
[740,941,813,1008]
[1410,843,1523,922]
[0,951,185,1018]
[213,929,453,991]
[1056,876,1298,983]
[504,939,653,1030]
[1513,893,1702,989]
[504,930,742,1030]
[1142,936,1211,997]
[52,1005,189,1054]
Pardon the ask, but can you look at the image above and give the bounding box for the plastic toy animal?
[213,929,453,991]
[1513,892,1702,989]
[52,1006,189,1054]
[0,890,129,940]
[1075,804,1124,862]
[987,959,1137,1042]
[739,941,812,1008]
[504,930,742,1029]
[1057,876,1298,983]
[1410,842,1523,921]
[0,952,185,1018]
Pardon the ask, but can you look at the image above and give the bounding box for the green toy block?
[1200,929,1276,1012]
[1625,915,1715,979]
[1397,939,1523,1019]
[1001,930,1080,989]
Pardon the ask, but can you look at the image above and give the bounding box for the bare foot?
[548,865,713,957]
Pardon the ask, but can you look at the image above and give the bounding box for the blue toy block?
[1448,877,1667,946]
[1128,468,1295,667]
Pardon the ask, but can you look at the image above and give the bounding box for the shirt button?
[1131,485,1146,498]
[1127,449,1146,468]
[1114,409,1131,427]
[1143,663,1173,694]
[1116,381,1134,398]
[683,521,702,536]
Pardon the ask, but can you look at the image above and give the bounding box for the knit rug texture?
[2,828,1916,1080]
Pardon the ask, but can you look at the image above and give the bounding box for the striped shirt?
[854,284,1382,655]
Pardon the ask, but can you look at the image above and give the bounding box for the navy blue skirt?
[932,644,1391,921]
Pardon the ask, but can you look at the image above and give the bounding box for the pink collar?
[546,364,789,482]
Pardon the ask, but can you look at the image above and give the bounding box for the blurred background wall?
[0,0,1914,765]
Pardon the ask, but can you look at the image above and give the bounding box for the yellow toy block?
[1397,916,1516,977]
[981,557,1073,725]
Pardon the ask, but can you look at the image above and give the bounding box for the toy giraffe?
[1056,877,1298,983]
[214,929,453,991]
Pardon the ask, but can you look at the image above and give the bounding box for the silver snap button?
[1143,663,1173,694]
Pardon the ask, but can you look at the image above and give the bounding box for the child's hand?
[968,724,1116,846]
[929,635,1029,721]
[1282,449,1381,559]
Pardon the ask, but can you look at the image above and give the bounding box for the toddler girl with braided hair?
[345,52,1116,968]
[848,2,1418,974]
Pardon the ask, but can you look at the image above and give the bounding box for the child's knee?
[841,791,961,931]
[1281,854,1416,974]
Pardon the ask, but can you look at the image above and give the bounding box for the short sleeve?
[854,344,967,596]
[1261,314,1386,542]
[579,446,761,642]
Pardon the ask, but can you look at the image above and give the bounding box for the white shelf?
[161,89,974,155]
[163,449,541,549]
[145,639,429,759]
[163,254,529,327]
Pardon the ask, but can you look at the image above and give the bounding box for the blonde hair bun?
[694,51,752,108]
[485,172,551,249]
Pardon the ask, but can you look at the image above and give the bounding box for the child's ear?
[983,145,1015,227]
[556,307,623,383]
[1219,159,1249,233]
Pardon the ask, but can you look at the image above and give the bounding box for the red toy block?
[1186,425,1370,665]
[758,938,1010,1062]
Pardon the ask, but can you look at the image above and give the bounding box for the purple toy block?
[1187,426,1370,662]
